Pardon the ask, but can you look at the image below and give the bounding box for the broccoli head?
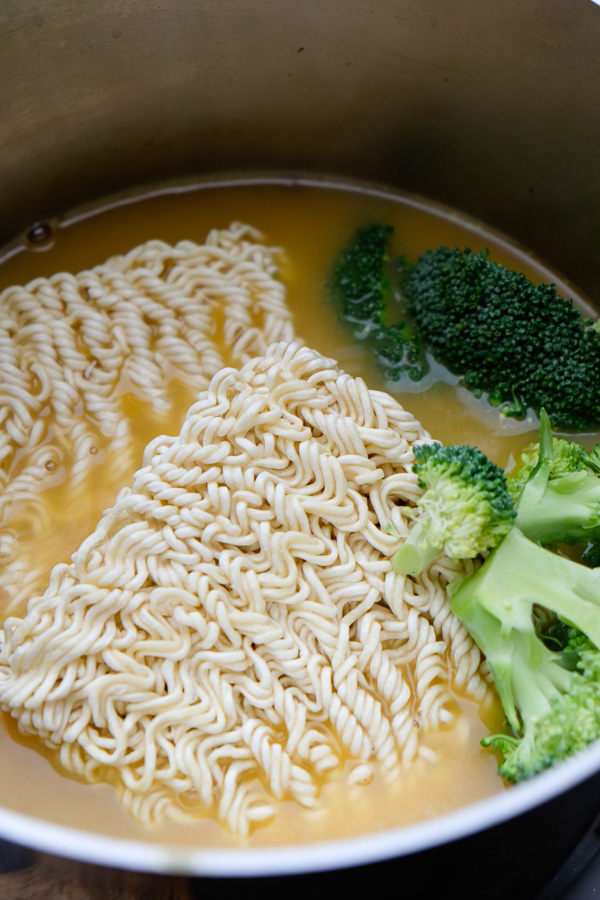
[327,224,393,332]
[401,246,600,431]
[392,442,516,577]
[326,225,425,380]
[450,526,600,782]
[397,421,600,783]
[509,409,600,546]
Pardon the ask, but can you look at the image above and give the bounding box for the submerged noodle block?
[0,342,486,835]
[0,221,293,609]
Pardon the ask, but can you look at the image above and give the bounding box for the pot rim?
[1,737,600,876]
[4,171,592,317]
[1,172,598,877]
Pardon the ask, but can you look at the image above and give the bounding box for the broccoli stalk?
[392,442,516,577]
[509,409,600,546]
[401,246,600,431]
[450,526,600,781]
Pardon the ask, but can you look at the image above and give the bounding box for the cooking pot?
[2,1,600,897]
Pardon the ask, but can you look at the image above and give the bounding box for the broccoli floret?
[392,442,516,577]
[327,224,393,331]
[509,409,600,545]
[401,246,600,431]
[326,226,425,380]
[483,643,600,783]
[397,424,600,782]
[450,526,600,782]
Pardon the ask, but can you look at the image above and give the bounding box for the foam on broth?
[0,176,592,848]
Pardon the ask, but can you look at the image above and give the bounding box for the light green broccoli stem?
[391,518,445,577]
[450,527,600,733]
[513,409,600,545]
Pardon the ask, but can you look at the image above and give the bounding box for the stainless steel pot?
[2,1,600,896]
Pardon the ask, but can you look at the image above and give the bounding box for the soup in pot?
[0,177,591,848]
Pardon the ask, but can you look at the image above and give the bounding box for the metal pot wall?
[3,0,600,298]
[2,1,600,896]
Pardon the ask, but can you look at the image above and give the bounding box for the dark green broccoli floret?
[450,527,600,782]
[327,224,393,331]
[401,246,600,431]
[509,409,600,545]
[392,442,516,577]
[326,226,425,380]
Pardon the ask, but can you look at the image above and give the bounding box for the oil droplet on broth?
[0,177,593,848]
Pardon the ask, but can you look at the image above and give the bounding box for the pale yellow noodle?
[0,222,293,607]
[0,342,487,836]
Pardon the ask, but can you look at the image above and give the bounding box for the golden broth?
[0,177,592,848]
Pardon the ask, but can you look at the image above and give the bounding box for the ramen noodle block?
[0,340,487,835]
[0,222,294,610]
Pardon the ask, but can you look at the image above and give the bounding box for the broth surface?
[0,177,592,848]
